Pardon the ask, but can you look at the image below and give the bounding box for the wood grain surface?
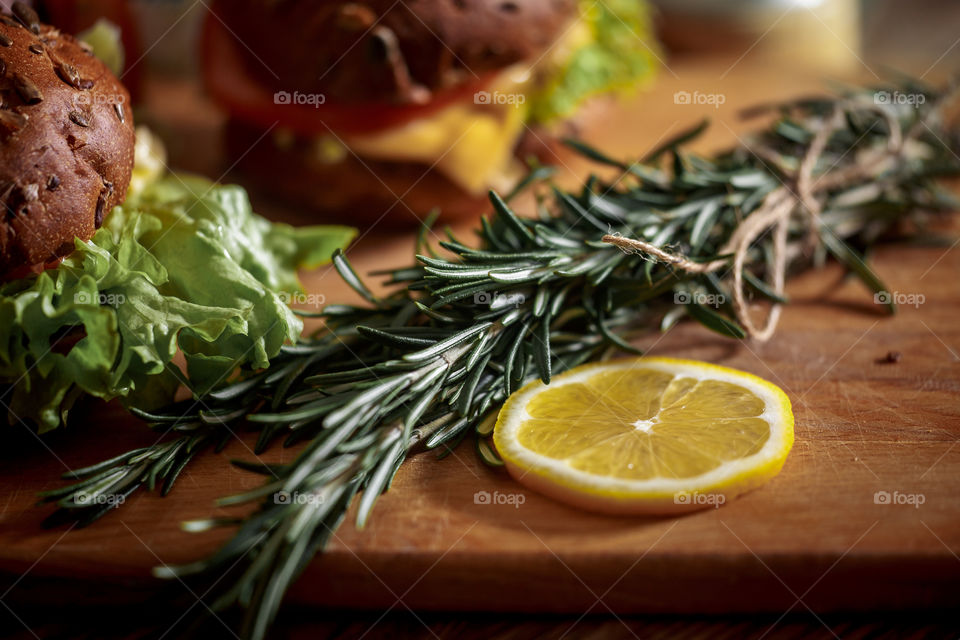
[1,55,958,635]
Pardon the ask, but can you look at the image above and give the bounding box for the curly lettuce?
[529,0,659,124]
[0,172,354,432]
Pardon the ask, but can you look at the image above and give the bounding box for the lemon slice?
[493,357,794,514]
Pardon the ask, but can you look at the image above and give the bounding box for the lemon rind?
[493,357,794,506]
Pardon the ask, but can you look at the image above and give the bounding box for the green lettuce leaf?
[0,175,355,432]
[78,18,125,77]
[529,0,659,124]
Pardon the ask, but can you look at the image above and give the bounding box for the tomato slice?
[2,256,65,283]
[201,15,496,136]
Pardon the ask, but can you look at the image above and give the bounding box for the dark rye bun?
[209,0,578,104]
[0,3,134,276]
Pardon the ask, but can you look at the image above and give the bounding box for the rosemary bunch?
[41,81,959,639]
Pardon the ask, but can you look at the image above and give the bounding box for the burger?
[201,0,658,224]
[0,0,134,278]
[0,4,354,432]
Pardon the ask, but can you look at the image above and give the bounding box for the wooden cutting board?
[0,59,958,616]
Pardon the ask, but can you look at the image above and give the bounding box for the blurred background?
[1,2,958,638]
[5,0,958,225]
[13,0,959,85]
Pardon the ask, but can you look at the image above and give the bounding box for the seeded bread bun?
[209,0,578,104]
[0,4,134,276]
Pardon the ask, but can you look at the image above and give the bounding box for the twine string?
[603,100,913,341]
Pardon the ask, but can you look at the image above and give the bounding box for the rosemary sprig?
[41,81,959,639]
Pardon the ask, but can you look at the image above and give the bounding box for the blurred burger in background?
[202,0,658,225]
[27,0,141,92]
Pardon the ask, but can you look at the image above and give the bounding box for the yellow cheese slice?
[344,94,528,195]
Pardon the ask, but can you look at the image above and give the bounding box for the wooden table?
[1,55,958,639]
